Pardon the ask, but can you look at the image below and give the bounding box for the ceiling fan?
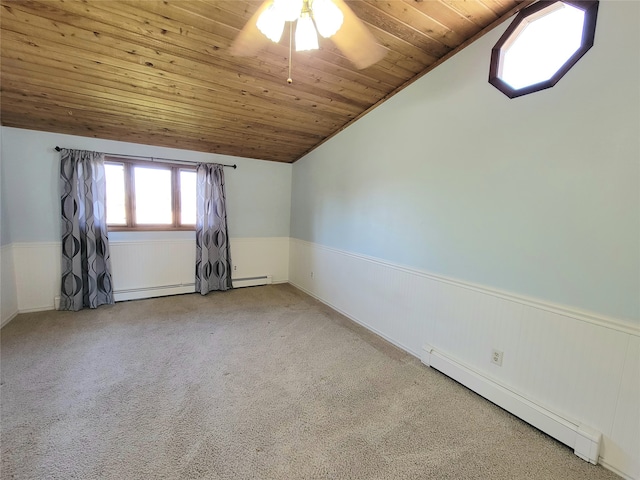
[230,0,386,73]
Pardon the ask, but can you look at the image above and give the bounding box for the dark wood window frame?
[105,156,196,232]
[489,0,599,99]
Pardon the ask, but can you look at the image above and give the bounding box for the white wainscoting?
[289,238,640,480]
[13,242,60,313]
[110,236,289,301]
[11,236,289,310]
[1,243,19,326]
[109,238,197,301]
[230,237,289,285]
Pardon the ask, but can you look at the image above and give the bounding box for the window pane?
[134,167,172,224]
[501,4,585,90]
[105,163,126,225]
[180,170,197,225]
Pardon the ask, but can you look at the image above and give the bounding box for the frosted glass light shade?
[312,0,343,38]
[295,14,319,51]
[273,0,303,22]
[257,4,286,43]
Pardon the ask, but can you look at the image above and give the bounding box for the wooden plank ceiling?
[0,0,531,163]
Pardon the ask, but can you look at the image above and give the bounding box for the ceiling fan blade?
[330,0,386,69]
[230,0,273,57]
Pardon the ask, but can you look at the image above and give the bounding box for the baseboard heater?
[56,284,198,306]
[112,284,196,302]
[232,275,273,288]
[112,274,273,301]
[55,275,273,306]
[421,345,601,465]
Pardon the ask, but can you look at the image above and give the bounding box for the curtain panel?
[59,149,114,311]
[195,163,233,294]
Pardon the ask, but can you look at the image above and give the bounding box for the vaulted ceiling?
[0,0,533,163]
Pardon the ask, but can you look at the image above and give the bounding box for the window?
[104,158,197,230]
[489,1,599,98]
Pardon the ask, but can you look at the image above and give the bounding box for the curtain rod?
[54,147,237,169]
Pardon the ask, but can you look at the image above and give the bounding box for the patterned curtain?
[195,163,232,294]
[59,149,114,311]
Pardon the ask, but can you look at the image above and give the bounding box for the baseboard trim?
[232,275,273,288]
[114,285,195,302]
[288,280,421,359]
[6,280,288,316]
[1,310,19,328]
[599,459,635,480]
[421,345,602,465]
[17,305,56,314]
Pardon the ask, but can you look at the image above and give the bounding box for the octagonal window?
[489,1,599,98]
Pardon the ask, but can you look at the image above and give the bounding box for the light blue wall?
[0,128,11,246]
[291,2,640,322]
[1,127,292,243]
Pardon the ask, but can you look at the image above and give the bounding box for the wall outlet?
[233,265,237,271]
[491,349,504,366]
[310,271,314,278]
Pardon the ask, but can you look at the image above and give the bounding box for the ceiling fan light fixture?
[273,0,304,22]
[311,0,344,38]
[295,13,319,51]
[233,0,384,72]
[256,4,286,43]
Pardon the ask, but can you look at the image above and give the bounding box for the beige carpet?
[1,284,620,479]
